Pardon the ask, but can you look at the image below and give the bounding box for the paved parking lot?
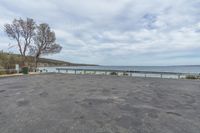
[0,74,200,133]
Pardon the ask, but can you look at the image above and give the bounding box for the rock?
[39,91,48,97]
[16,98,29,106]
[0,90,6,93]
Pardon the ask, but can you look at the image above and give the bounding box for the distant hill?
[38,58,97,67]
[0,52,97,69]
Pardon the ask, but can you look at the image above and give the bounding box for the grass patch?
[0,70,17,75]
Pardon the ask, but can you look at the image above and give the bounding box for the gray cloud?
[0,0,200,65]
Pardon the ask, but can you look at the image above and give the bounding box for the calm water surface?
[39,66,200,74]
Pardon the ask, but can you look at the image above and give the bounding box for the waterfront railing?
[55,68,198,79]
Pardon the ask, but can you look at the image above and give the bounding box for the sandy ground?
[0,74,200,133]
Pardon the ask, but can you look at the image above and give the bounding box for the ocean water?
[39,65,200,74]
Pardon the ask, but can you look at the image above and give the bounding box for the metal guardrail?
[55,68,198,79]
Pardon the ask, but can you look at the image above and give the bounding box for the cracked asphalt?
[0,74,200,133]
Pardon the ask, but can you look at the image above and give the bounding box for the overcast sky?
[0,0,200,66]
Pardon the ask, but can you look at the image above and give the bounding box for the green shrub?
[186,75,199,79]
[110,72,118,75]
[123,72,128,76]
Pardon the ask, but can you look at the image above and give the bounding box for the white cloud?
[0,0,200,65]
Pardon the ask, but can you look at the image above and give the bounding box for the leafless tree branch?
[30,23,62,68]
[4,18,36,66]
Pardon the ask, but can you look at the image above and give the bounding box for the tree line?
[4,18,62,69]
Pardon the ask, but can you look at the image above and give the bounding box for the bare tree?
[4,18,36,66]
[30,23,62,69]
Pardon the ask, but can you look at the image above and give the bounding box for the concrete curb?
[0,72,41,78]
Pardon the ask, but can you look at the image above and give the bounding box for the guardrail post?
[161,74,163,78]
[75,70,77,74]
[178,74,180,79]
